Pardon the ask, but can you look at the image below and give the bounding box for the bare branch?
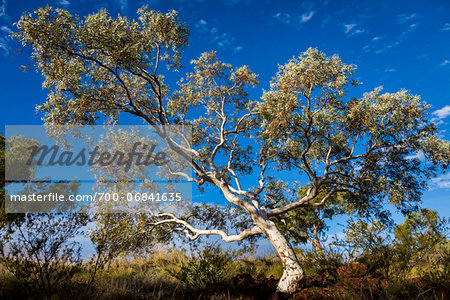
[151,213,262,241]
[267,187,318,217]
[328,141,378,167]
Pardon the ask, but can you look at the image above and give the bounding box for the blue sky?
[1,0,449,233]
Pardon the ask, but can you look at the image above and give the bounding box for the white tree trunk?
[256,218,305,293]
[219,187,304,293]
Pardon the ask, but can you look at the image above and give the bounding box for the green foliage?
[0,133,26,236]
[344,210,449,280]
[0,245,449,299]
[0,213,89,297]
[345,219,393,277]
[393,210,449,279]
[10,5,450,293]
[259,48,450,218]
[276,185,348,257]
[15,7,450,220]
[298,248,346,285]
[13,5,189,125]
[167,246,232,291]
[0,133,96,298]
[0,133,7,229]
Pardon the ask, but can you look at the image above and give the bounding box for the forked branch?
[151,213,263,241]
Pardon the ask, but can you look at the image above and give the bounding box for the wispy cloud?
[398,13,417,24]
[367,13,420,53]
[273,12,292,25]
[0,41,8,55]
[321,14,331,27]
[431,173,450,189]
[385,68,396,72]
[273,9,315,27]
[363,36,382,52]
[215,33,234,48]
[1,25,10,33]
[233,46,243,53]
[174,0,248,7]
[300,11,314,23]
[0,0,10,57]
[195,19,209,31]
[440,60,450,66]
[405,151,425,161]
[344,23,356,34]
[432,105,450,120]
[116,0,127,13]
[222,0,248,6]
[0,0,5,18]
[441,23,450,31]
[58,0,70,7]
[344,23,364,36]
[416,53,429,59]
[195,18,242,52]
[375,23,418,54]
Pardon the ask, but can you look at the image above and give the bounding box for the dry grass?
[1,247,448,299]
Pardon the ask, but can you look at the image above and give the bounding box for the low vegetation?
[0,237,448,299]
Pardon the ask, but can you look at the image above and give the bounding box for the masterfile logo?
[4,125,193,213]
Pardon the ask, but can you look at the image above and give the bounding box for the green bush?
[167,246,233,291]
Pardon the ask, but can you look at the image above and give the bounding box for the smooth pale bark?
[219,184,305,293]
[255,217,305,293]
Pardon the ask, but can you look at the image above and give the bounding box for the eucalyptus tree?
[12,6,450,292]
[275,186,348,258]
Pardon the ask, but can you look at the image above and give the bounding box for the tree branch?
[151,213,262,241]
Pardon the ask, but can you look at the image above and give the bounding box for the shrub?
[167,246,232,291]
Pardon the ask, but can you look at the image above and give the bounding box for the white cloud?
[432,105,450,120]
[0,41,8,54]
[233,46,243,53]
[344,23,364,36]
[195,19,210,33]
[221,0,247,6]
[405,151,425,161]
[344,23,356,34]
[58,0,70,7]
[363,37,383,53]
[195,18,239,52]
[0,35,9,55]
[273,12,293,25]
[274,9,315,27]
[441,23,450,31]
[116,0,127,13]
[0,25,10,33]
[214,32,234,48]
[0,0,5,17]
[431,173,450,189]
[375,24,418,54]
[321,14,331,27]
[0,23,10,56]
[300,11,314,23]
[398,13,417,24]
[416,53,429,59]
[385,68,396,72]
[440,60,450,66]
